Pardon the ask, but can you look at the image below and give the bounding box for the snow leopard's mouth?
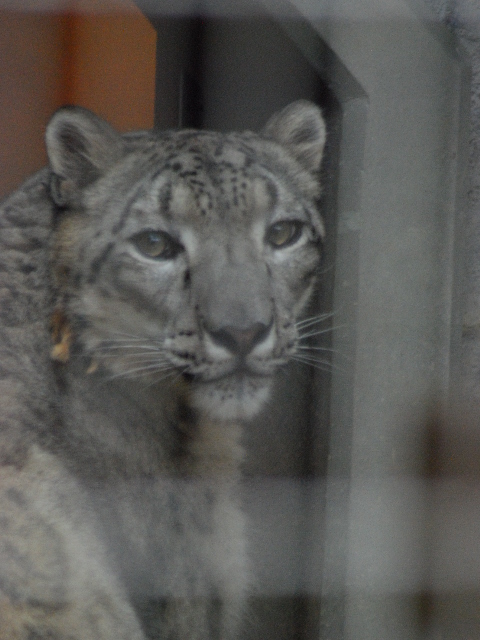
[182,365,274,386]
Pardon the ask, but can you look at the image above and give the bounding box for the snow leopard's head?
[46,101,326,421]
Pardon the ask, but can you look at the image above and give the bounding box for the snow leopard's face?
[47,103,326,420]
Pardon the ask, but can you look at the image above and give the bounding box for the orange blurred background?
[0,1,156,198]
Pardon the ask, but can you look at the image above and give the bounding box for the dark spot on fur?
[205,488,216,507]
[149,167,163,182]
[26,600,67,615]
[265,180,278,208]
[99,287,112,299]
[19,264,36,275]
[6,487,27,507]
[178,402,198,431]
[88,242,114,283]
[179,170,198,179]
[302,267,318,281]
[189,179,205,188]
[158,182,173,217]
[27,626,64,639]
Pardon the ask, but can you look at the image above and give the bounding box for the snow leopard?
[0,100,326,639]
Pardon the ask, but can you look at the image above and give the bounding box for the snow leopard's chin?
[189,373,273,421]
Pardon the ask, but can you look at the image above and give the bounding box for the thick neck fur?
[54,351,244,484]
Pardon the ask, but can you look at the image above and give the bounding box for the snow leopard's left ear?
[263,100,326,175]
[45,106,125,207]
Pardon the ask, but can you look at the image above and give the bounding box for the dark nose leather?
[208,322,271,356]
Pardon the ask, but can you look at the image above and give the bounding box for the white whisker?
[293,353,331,365]
[97,343,163,353]
[292,353,347,374]
[105,331,158,341]
[298,323,347,340]
[107,362,175,381]
[290,356,334,374]
[117,361,172,371]
[296,345,352,362]
[146,367,189,388]
[296,312,336,329]
[98,351,168,362]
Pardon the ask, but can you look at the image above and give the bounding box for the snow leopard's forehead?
[95,128,319,235]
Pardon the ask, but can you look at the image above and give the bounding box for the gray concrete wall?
[294,1,479,637]
[428,0,480,404]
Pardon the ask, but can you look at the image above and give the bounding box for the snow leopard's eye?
[265,220,303,249]
[131,230,184,260]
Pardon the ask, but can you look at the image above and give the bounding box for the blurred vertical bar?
[149,16,204,129]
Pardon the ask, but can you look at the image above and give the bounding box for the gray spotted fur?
[0,101,326,639]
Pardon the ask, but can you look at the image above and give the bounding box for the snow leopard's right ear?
[45,106,125,207]
[263,100,326,176]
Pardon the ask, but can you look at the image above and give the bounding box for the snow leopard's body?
[0,101,326,639]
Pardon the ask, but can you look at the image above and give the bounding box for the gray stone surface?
[425,0,480,404]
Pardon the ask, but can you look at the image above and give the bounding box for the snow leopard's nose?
[208,321,272,356]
